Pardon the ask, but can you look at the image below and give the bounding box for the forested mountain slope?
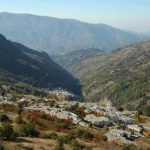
[57,42,150,109]
[53,48,105,73]
[0,34,81,95]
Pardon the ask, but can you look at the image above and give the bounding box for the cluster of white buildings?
[48,89,75,99]
[84,114,111,127]
[106,129,132,144]
[119,115,134,124]
[47,107,81,124]
[0,95,15,105]
[127,124,143,133]
[105,127,144,144]
[24,103,88,126]
[0,94,147,145]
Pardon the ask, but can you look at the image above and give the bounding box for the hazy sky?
[0,0,150,32]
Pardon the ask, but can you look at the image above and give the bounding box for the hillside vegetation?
[0,34,81,95]
[53,48,105,73]
[57,42,150,109]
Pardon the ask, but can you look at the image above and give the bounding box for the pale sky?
[0,0,150,32]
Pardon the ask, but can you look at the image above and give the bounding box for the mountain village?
[0,90,149,147]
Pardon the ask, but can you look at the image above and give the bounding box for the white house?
[119,116,134,124]
[84,114,110,127]
[0,95,4,101]
[127,124,142,133]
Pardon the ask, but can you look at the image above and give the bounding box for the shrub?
[17,107,23,115]
[23,146,33,150]
[71,139,85,150]
[0,122,14,140]
[0,144,4,150]
[46,132,58,140]
[55,135,87,150]
[70,129,93,140]
[48,100,55,107]
[102,135,107,141]
[0,114,9,122]
[55,118,73,129]
[122,144,137,150]
[18,122,38,137]
[61,135,75,144]
[139,105,150,117]
[55,138,65,150]
[15,115,25,124]
[82,131,92,139]
[117,106,124,112]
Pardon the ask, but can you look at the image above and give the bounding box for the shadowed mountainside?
[0,34,82,95]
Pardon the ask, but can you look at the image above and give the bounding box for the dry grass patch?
[1,137,71,150]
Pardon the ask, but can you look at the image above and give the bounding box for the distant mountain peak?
[0,12,148,55]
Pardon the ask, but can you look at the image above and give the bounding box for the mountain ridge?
[53,48,105,71]
[0,12,148,55]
